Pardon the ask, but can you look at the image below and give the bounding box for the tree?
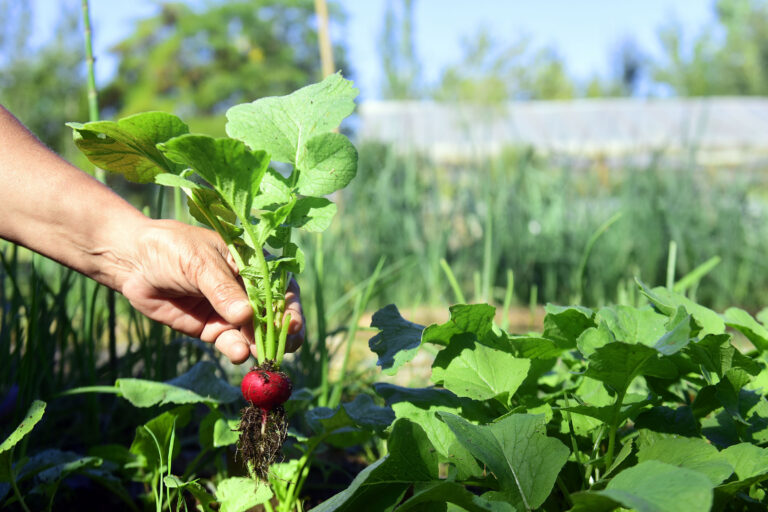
[0,0,87,155]
[379,0,421,99]
[433,29,574,103]
[101,0,347,132]
[654,0,768,96]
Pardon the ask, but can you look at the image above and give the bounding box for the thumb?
[196,258,252,326]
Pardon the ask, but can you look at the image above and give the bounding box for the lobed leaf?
[368,305,425,375]
[440,412,569,511]
[226,72,358,164]
[158,134,269,222]
[68,112,189,183]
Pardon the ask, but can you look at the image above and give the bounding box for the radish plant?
[68,73,358,477]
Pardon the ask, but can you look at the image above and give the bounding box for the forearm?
[0,105,150,290]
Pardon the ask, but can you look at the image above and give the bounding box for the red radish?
[237,362,292,479]
[241,367,292,410]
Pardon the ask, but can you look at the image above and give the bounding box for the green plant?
[67,72,359,478]
[316,281,768,511]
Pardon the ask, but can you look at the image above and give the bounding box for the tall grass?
[297,142,768,314]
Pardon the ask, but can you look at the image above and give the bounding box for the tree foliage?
[0,0,87,155]
[101,0,347,132]
[654,0,768,96]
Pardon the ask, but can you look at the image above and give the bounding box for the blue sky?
[33,0,717,100]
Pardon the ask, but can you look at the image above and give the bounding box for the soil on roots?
[236,404,288,479]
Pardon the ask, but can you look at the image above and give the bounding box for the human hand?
[115,219,304,363]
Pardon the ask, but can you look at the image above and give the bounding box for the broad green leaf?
[288,197,337,232]
[716,443,768,496]
[722,443,768,480]
[511,335,567,359]
[226,73,358,164]
[597,305,668,346]
[571,460,713,512]
[185,187,243,237]
[306,395,394,447]
[216,477,273,512]
[36,455,102,485]
[439,413,569,511]
[559,393,651,425]
[637,280,725,336]
[199,410,239,449]
[636,431,733,485]
[67,112,189,182]
[633,406,700,437]
[723,307,768,352]
[576,322,614,358]
[431,337,530,401]
[368,305,425,375]
[654,310,698,355]
[585,342,657,394]
[308,419,438,512]
[398,481,516,512]
[391,401,482,480]
[296,132,358,196]
[686,334,736,379]
[129,407,191,473]
[269,459,302,504]
[422,303,499,347]
[542,304,594,347]
[253,168,292,210]
[159,134,269,221]
[117,361,240,407]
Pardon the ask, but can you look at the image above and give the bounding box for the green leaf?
[597,305,668,346]
[571,460,714,512]
[296,132,358,196]
[723,307,768,352]
[0,400,46,481]
[368,305,425,375]
[398,481,516,512]
[439,413,569,511]
[431,336,530,401]
[576,322,615,358]
[306,395,394,447]
[226,73,358,164]
[391,401,482,480]
[542,304,595,347]
[308,419,437,512]
[511,335,568,359]
[723,443,768,480]
[117,361,240,407]
[252,168,291,209]
[716,443,768,495]
[637,280,725,336]
[585,342,657,394]
[67,112,189,182]
[422,303,499,347]
[199,410,239,449]
[216,477,273,512]
[159,134,269,221]
[129,407,191,473]
[654,310,698,355]
[633,406,700,437]
[288,196,337,232]
[636,431,733,485]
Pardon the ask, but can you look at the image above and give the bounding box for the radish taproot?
[237,362,293,479]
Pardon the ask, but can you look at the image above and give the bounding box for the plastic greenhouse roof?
[357,97,768,167]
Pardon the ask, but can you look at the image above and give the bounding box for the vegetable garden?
[4,2,768,511]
